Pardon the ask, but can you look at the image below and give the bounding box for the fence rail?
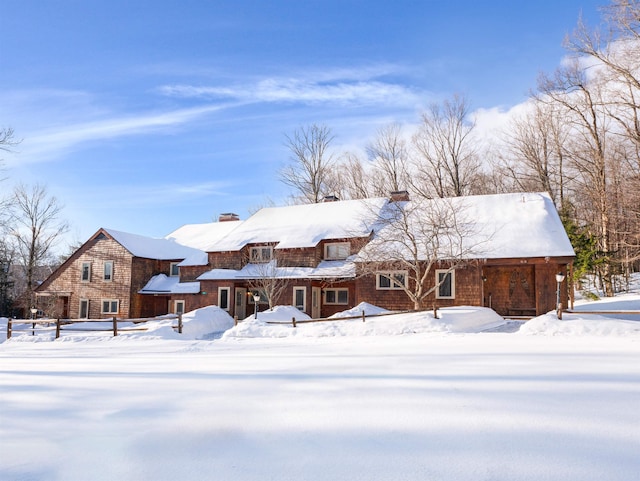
[265,308,423,327]
[563,309,640,316]
[6,314,183,340]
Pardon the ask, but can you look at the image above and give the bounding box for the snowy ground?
[1,297,639,481]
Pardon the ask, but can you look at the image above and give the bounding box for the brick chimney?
[218,213,240,222]
[323,195,340,202]
[390,190,410,202]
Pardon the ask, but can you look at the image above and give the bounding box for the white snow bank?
[223,305,506,339]
[328,302,390,318]
[519,312,640,337]
[140,305,235,340]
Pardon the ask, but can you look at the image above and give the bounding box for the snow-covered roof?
[468,192,574,258]
[104,228,204,261]
[197,259,356,281]
[165,220,243,251]
[358,192,575,261]
[139,274,201,295]
[206,198,387,252]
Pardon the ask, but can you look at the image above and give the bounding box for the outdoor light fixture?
[555,272,566,319]
[30,307,38,320]
[253,293,261,319]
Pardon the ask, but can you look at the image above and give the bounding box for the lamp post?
[30,307,38,336]
[253,293,261,319]
[555,272,565,319]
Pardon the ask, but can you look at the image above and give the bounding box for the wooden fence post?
[362,310,366,322]
[433,305,438,319]
[234,315,238,326]
[112,316,118,336]
[292,317,297,328]
[55,319,61,339]
[178,314,183,334]
[6,319,11,339]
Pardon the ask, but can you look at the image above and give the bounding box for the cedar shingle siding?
[36,194,575,321]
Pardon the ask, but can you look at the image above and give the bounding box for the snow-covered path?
[1,333,638,481]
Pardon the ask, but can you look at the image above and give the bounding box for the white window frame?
[174,300,185,315]
[249,246,273,263]
[81,262,91,282]
[376,271,407,290]
[103,261,113,282]
[435,269,455,299]
[324,288,349,305]
[324,242,350,260]
[79,299,89,319]
[293,286,306,311]
[170,262,180,277]
[101,299,119,314]
[218,287,231,311]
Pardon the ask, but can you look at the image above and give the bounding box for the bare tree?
[412,94,480,198]
[9,184,69,314]
[280,124,337,203]
[566,2,640,168]
[366,123,411,195]
[0,239,15,316]
[246,258,290,311]
[357,197,486,310]
[327,152,376,200]
[537,60,617,295]
[499,100,569,209]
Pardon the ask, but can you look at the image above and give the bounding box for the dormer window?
[170,262,180,277]
[324,242,350,260]
[250,246,273,263]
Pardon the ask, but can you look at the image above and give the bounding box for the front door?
[311,287,321,319]
[235,287,247,320]
[484,266,536,317]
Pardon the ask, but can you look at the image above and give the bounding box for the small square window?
[250,246,273,263]
[324,288,348,305]
[376,271,406,290]
[101,299,119,314]
[324,242,350,260]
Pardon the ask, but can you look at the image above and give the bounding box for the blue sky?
[1,0,603,247]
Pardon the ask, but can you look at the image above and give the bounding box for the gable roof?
[102,228,204,260]
[206,197,388,252]
[358,192,575,261]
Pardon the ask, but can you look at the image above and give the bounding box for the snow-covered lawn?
[1,300,639,481]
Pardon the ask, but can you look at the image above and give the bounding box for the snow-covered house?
[35,228,203,319]
[35,192,575,320]
[156,192,575,319]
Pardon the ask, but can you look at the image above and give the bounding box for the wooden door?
[235,287,247,320]
[311,287,321,319]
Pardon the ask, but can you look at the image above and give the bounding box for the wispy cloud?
[75,180,235,210]
[10,102,235,165]
[157,67,422,107]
